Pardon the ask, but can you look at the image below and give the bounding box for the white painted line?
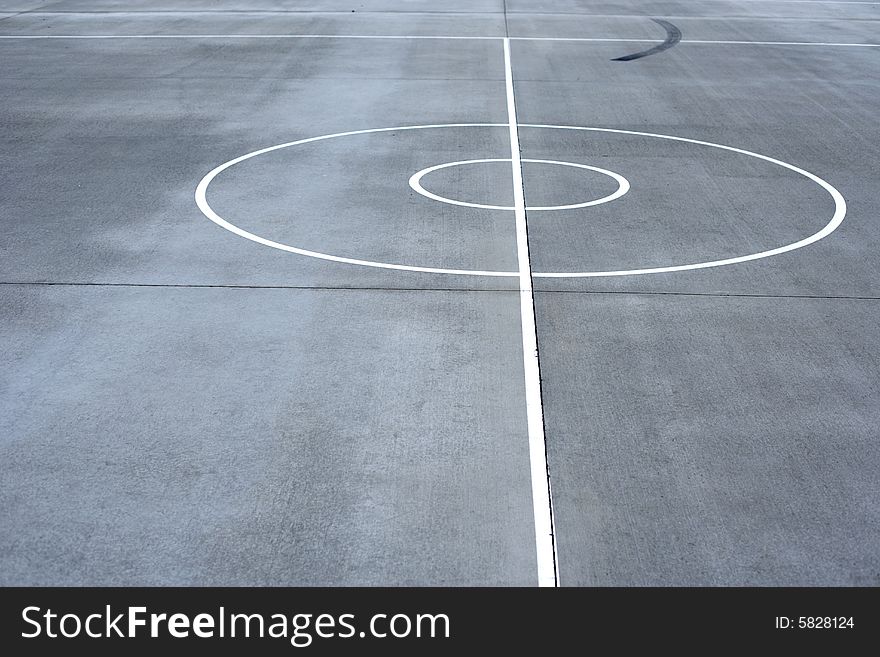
[503,38,559,589]
[10,1,880,9]
[680,39,878,47]
[0,34,877,47]
[685,0,880,4]
[518,124,847,278]
[408,157,629,212]
[0,33,499,40]
[512,37,880,47]
[700,0,879,3]
[196,123,845,278]
[195,123,518,278]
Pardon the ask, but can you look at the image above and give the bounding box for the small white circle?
[407,158,630,211]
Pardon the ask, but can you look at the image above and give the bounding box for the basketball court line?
[195,124,516,278]
[0,31,861,48]
[617,1,880,4]
[0,34,877,47]
[408,158,630,211]
[195,123,845,279]
[186,31,846,585]
[503,38,559,588]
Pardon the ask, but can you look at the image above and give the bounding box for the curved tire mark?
[612,19,681,62]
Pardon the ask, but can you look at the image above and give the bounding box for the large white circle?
[408,157,630,211]
[195,123,846,278]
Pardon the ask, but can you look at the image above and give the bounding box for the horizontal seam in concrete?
[2,282,878,300]
[535,289,880,301]
[0,281,519,293]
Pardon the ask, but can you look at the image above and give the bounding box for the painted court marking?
[196,123,513,278]
[195,124,846,278]
[503,38,559,589]
[0,35,878,48]
[188,30,848,588]
[408,158,630,212]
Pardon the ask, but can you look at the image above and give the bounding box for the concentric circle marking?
[195,123,846,278]
[407,158,630,211]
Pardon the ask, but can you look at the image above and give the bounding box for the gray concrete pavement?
[1,1,878,586]
[0,284,536,585]
[537,292,880,585]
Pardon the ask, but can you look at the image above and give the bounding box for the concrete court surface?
[0,1,878,586]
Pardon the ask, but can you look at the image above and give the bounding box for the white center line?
[503,37,559,588]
